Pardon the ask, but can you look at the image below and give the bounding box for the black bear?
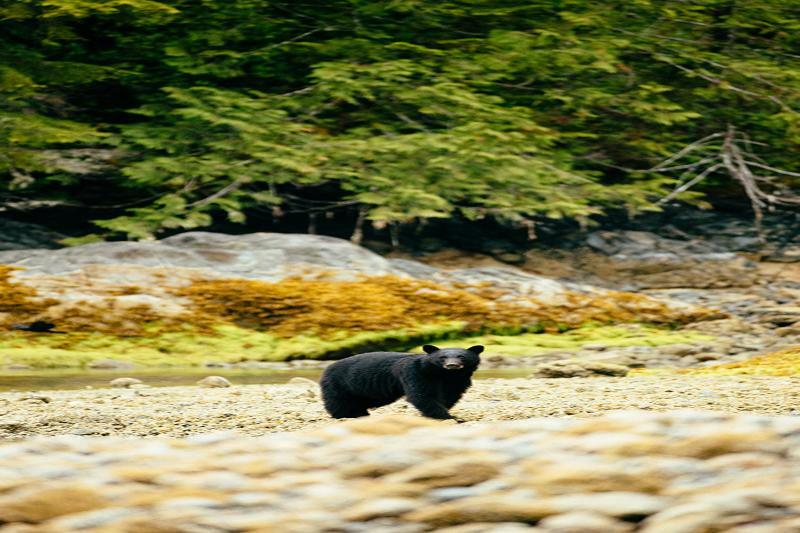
[320,344,484,420]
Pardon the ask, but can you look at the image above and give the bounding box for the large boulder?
[0,232,394,280]
[585,231,760,289]
[0,232,712,323]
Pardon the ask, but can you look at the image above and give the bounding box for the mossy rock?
[1,262,721,367]
[674,346,800,376]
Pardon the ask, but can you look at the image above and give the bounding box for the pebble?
[19,394,51,403]
[288,377,318,386]
[2,377,800,439]
[538,511,633,532]
[196,376,232,388]
[88,359,135,370]
[0,411,798,531]
[109,377,143,388]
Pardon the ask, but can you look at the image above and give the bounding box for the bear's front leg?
[401,379,454,420]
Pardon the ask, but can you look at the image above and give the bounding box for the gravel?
[2,376,800,439]
[1,410,800,531]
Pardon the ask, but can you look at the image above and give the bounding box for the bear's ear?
[467,345,484,355]
[422,345,440,354]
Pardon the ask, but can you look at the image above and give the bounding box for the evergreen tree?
[1,0,797,239]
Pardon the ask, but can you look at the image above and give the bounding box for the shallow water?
[0,367,536,392]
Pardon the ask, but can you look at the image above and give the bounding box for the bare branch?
[743,160,800,178]
[657,163,722,205]
[645,125,800,234]
[650,133,723,170]
[188,179,246,208]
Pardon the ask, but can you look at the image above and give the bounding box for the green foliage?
[0,322,467,367]
[0,322,717,369]
[1,0,798,236]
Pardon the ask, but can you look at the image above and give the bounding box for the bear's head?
[422,344,484,371]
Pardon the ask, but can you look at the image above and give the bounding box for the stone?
[727,517,800,532]
[386,454,503,488]
[694,352,723,361]
[339,414,444,435]
[71,428,98,435]
[538,511,633,532]
[89,359,135,370]
[404,496,558,527]
[640,501,751,533]
[584,230,760,289]
[109,377,143,388]
[0,484,108,523]
[5,364,32,370]
[666,430,785,458]
[19,394,51,403]
[1,409,800,531]
[581,344,608,351]
[775,323,800,337]
[519,464,665,495]
[288,377,318,386]
[533,359,629,378]
[343,498,419,521]
[435,523,538,533]
[0,232,396,280]
[547,492,669,519]
[196,376,232,388]
[203,361,231,368]
[46,507,143,531]
[660,344,698,357]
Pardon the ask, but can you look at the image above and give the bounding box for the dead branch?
[652,125,800,236]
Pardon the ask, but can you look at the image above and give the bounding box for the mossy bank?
[0,258,720,369]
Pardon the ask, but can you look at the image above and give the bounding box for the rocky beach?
[2,374,800,439]
[0,223,798,532]
[2,410,800,532]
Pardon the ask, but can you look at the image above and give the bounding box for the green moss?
[1,265,723,369]
[422,324,716,357]
[0,323,716,369]
[0,321,469,368]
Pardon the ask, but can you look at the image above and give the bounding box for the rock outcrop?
[0,232,720,366]
[584,230,760,289]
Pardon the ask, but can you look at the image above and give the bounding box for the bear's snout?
[442,359,464,370]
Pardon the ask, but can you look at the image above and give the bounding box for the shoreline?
[3,375,800,440]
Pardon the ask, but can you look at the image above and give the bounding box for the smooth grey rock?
[88,359,135,370]
[585,230,759,289]
[197,376,232,388]
[109,377,143,389]
[0,232,396,280]
[533,359,629,378]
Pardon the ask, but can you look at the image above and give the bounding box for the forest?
[2,0,799,242]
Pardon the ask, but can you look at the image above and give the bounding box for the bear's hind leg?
[321,387,370,419]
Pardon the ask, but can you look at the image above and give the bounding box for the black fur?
[320,345,484,420]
